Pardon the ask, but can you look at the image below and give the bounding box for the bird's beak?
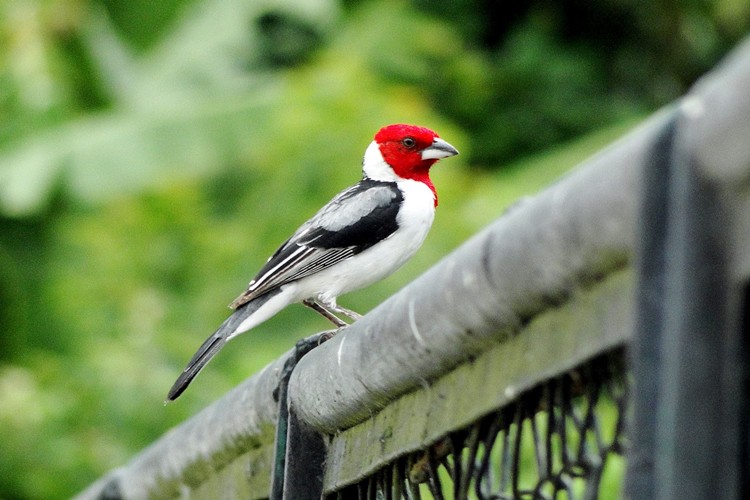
[421,137,459,160]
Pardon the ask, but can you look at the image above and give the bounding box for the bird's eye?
[402,137,416,148]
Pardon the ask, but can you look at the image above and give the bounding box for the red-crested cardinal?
[167,124,458,400]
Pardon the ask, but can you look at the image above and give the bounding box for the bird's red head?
[375,125,444,179]
[372,124,459,205]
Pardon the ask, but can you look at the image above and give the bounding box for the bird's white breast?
[290,179,436,303]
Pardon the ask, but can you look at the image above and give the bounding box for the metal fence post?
[270,332,332,500]
[624,111,679,499]
[627,42,750,497]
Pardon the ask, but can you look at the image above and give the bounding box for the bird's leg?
[302,298,347,328]
[315,298,364,322]
[330,304,363,321]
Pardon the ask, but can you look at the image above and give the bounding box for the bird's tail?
[166,289,282,401]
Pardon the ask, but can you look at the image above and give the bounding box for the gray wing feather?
[229,182,399,309]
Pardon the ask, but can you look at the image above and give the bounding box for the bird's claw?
[317,328,343,345]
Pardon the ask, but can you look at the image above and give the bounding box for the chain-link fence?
[329,351,626,500]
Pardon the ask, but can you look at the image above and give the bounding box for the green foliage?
[0,0,746,497]
[411,0,749,165]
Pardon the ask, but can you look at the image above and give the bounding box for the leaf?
[0,89,282,216]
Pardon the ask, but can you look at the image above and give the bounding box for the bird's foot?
[316,327,344,345]
[302,299,348,327]
[332,305,363,321]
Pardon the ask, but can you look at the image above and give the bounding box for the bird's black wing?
[229,179,403,309]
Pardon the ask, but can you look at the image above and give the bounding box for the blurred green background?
[0,0,747,497]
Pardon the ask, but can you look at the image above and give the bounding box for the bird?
[166,124,459,401]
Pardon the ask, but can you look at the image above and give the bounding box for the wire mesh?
[327,349,627,500]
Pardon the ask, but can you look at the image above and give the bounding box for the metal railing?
[77,36,750,500]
